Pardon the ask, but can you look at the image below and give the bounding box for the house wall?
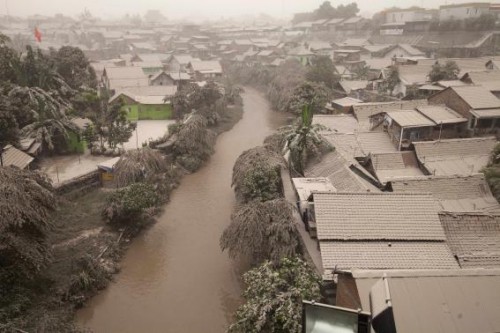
[151,73,175,86]
[67,131,85,154]
[439,5,490,20]
[428,89,473,121]
[123,104,173,120]
[336,274,362,310]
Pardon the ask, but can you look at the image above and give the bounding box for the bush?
[220,199,301,264]
[228,257,321,333]
[232,146,286,203]
[102,183,159,226]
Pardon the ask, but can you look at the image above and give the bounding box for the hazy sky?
[0,0,487,20]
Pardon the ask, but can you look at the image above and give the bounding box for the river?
[76,88,288,332]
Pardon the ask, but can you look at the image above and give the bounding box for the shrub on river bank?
[102,182,159,227]
[220,199,302,264]
[232,146,286,203]
[227,257,321,333]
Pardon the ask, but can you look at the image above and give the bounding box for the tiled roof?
[451,85,500,109]
[386,109,435,127]
[391,174,500,213]
[313,192,444,241]
[413,137,496,176]
[1,145,34,169]
[356,132,397,155]
[416,105,467,124]
[305,151,379,193]
[440,213,500,267]
[320,241,459,270]
[371,151,424,184]
[312,114,359,134]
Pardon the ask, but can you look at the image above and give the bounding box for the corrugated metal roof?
[452,85,500,109]
[470,108,500,118]
[1,145,34,169]
[379,271,500,333]
[387,109,436,127]
[313,192,444,241]
[416,105,468,124]
[440,212,500,268]
[352,268,500,322]
[339,80,368,93]
[320,241,458,271]
[352,100,428,130]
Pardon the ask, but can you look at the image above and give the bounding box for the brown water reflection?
[76,88,288,333]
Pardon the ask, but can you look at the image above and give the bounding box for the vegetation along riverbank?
[0,75,243,332]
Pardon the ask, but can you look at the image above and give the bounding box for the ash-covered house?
[390,174,500,213]
[368,106,467,149]
[428,85,500,136]
[310,192,459,281]
[187,60,223,81]
[413,136,497,176]
[102,66,149,93]
[109,86,177,121]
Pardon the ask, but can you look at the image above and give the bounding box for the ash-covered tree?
[220,199,301,264]
[172,112,217,172]
[102,182,158,226]
[429,60,460,82]
[50,46,97,90]
[85,91,136,151]
[483,143,500,201]
[283,104,332,176]
[0,95,19,146]
[286,81,330,115]
[379,65,401,96]
[231,146,286,203]
[227,257,321,333]
[306,56,339,88]
[0,168,55,283]
[267,59,306,112]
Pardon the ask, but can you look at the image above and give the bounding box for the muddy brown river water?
[76,88,288,332]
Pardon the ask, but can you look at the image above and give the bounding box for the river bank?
[75,87,288,332]
[0,98,243,333]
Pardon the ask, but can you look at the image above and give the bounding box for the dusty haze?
[0,0,491,20]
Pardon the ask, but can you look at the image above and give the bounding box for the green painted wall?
[123,104,173,121]
[67,131,85,153]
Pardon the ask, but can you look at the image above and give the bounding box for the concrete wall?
[54,170,101,199]
[439,5,490,20]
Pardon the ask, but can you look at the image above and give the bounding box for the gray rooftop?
[313,192,445,241]
[390,174,500,213]
[440,212,500,268]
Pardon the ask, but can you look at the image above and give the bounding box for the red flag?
[34,27,42,43]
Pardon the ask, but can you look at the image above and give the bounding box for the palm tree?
[282,103,332,176]
[0,167,55,280]
[13,86,78,151]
